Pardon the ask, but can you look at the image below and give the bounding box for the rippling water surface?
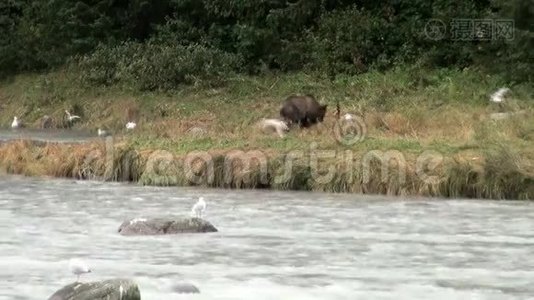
[1,175,534,300]
[0,128,97,143]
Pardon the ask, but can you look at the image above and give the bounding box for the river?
[0,129,96,144]
[1,175,534,299]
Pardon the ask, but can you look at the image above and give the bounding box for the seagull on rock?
[69,258,91,282]
[191,197,206,219]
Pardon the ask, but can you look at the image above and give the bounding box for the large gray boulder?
[48,278,140,300]
[118,217,218,236]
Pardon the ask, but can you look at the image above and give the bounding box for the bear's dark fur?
[280,94,327,128]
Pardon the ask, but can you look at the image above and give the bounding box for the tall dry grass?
[1,139,532,199]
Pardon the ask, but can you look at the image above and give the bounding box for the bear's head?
[317,104,327,122]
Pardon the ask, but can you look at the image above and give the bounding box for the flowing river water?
[1,175,534,300]
[0,129,96,144]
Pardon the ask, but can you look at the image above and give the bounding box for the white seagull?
[191,197,206,219]
[258,118,289,138]
[11,116,20,128]
[97,129,110,137]
[69,258,91,282]
[126,122,137,130]
[65,110,81,122]
[342,113,355,121]
[490,87,510,103]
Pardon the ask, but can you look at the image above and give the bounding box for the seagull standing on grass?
[69,258,91,282]
[191,197,206,219]
[490,87,510,103]
[342,113,355,121]
[259,118,289,138]
[11,116,20,128]
[97,129,110,137]
[65,110,81,122]
[126,122,137,130]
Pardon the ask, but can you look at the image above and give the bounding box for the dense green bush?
[472,0,533,82]
[0,0,532,84]
[73,43,133,86]
[0,0,24,77]
[76,42,243,90]
[307,6,397,76]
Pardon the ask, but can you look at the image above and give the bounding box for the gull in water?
[126,122,137,130]
[65,110,81,122]
[11,116,20,128]
[191,197,206,219]
[69,258,91,282]
[490,87,510,103]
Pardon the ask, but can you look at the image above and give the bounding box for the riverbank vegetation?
[0,0,533,199]
[1,67,533,199]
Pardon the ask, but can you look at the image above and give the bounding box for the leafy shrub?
[73,42,136,86]
[306,5,410,76]
[1,0,531,84]
[76,42,243,90]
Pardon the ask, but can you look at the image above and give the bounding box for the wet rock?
[118,217,218,236]
[172,282,200,294]
[48,278,140,300]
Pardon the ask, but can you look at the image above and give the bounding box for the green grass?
[1,66,533,198]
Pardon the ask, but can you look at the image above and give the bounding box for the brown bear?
[280,94,327,128]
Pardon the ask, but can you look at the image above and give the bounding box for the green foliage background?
[1,0,532,88]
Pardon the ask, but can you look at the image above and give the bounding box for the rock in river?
[118,217,218,236]
[48,278,140,300]
[172,282,201,294]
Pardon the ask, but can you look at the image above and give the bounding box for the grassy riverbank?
[1,66,533,199]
